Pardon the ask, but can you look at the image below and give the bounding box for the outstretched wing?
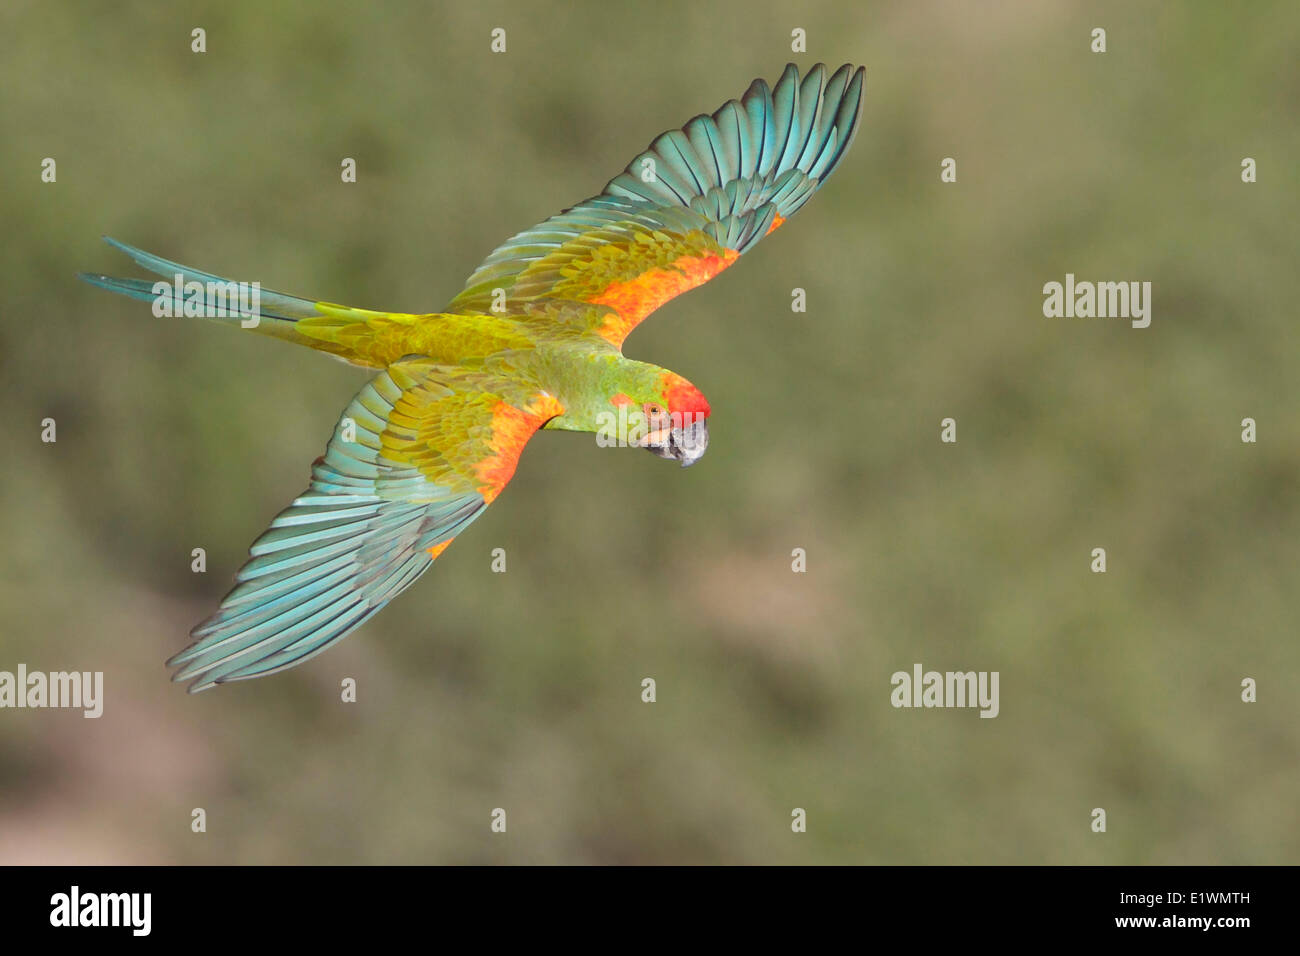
[448,63,865,348]
[169,358,563,692]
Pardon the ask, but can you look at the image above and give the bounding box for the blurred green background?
[1,0,1296,864]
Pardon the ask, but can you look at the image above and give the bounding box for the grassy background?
[1,0,1296,864]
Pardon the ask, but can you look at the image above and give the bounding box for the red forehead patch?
[658,372,710,417]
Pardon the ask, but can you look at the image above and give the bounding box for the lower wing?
[169,358,563,692]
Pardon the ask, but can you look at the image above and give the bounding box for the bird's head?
[619,371,710,467]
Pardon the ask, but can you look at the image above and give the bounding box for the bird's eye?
[644,403,665,418]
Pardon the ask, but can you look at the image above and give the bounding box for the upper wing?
[448,63,865,348]
[168,358,563,692]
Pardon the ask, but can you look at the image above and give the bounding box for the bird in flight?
[81,63,866,692]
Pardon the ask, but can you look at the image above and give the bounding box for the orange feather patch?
[590,249,740,346]
[426,539,454,560]
[472,395,565,502]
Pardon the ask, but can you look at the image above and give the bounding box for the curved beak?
[645,416,709,467]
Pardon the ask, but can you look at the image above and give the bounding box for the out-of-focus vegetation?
[1,0,1296,863]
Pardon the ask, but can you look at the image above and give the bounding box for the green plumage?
[80,63,866,691]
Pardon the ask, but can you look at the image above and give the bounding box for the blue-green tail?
[79,236,322,334]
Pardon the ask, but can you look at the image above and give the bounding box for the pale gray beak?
[645,417,709,467]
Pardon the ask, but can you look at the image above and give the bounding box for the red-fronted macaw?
[81,63,865,692]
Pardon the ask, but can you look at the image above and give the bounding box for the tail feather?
[79,236,427,369]
[79,236,323,324]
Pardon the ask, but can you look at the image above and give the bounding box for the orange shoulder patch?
[590,249,739,347]
[473,395,565,501]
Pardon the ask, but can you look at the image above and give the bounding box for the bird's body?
[81,63,865,691]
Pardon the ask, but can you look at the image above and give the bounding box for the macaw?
[81,62,865,692]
